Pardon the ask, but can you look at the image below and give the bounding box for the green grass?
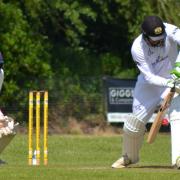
[0,133,180,180]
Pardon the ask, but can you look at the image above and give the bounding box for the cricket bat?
[147,87,175,144]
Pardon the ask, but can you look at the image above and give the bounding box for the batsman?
[112,16,180,169]
[0,52,18,164]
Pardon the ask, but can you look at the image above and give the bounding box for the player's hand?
[175,81,180,93]
[166,79,175,88]
[171,62,180,79]
[166,79,180,93]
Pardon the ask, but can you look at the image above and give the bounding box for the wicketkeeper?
[111,16,180,169]
[0,52,18,164]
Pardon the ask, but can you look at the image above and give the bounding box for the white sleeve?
[131,46,169,87]
[176,52,180,63]
[165,23,180,45]
[165,23,180,63]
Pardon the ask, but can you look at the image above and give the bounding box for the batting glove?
[175,81,180,94]
[166,79,175,88]
[171,62,180,79]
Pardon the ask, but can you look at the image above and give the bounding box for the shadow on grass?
[128,165,175,170]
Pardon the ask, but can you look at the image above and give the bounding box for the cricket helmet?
[141,15,165,41]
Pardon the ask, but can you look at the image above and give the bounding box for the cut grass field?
[0,133,180,180]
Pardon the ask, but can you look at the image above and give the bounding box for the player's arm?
[166,24,180,79]
[166,23,180,63]
[131,45,169,87]
[167,23,180,45]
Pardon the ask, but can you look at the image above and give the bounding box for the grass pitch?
[0,133,180,179]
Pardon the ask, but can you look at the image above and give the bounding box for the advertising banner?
[103,77,156,123]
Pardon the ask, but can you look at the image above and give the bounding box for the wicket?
[28,91,48,165]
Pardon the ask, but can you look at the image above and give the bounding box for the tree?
[149,0,180,25]
[0,1,52,120]
[0,0,179,122]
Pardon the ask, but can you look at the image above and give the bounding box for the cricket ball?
[161,118,169,126]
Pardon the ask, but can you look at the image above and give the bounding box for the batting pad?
[169,95,180,165]
[122,115,146,163]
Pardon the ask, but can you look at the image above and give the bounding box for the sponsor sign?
[103,77,166,123]
[103,77,136,115]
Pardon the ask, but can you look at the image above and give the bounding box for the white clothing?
[113,21,180,168]
[131,23,180,122]
[130,22,180,166]
[169,95,180,165]
[123,115,146,163]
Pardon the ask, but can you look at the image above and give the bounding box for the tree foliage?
[0,1,52,109]
[149,0,180,25]
[0,0,179,121]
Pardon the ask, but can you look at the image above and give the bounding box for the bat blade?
[147,108,167,144]
[147,87,175,144]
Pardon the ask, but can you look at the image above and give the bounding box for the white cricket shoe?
[111,155,131,168]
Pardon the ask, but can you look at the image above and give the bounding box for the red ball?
[161,118,169,126]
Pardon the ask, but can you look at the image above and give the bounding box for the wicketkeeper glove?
[0,116,19,138]
[171,62,180,79]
